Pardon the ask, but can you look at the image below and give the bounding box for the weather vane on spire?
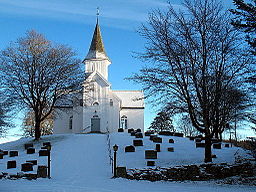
[96,7,100,24]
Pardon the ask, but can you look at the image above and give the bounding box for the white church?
[53,19,144,134]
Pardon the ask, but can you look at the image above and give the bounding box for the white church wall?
[72,106,83,133]
[53,108,73,134]
[120,108,144,132]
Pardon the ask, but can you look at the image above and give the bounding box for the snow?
[0,133,255,192]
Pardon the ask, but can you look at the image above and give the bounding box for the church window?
[110,99,113,106]
[120,115,128,129]
[93,102,99,106]
[80,99,83,106]
[69,116,73,129]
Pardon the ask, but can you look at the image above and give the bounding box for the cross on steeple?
[96,7,100,24]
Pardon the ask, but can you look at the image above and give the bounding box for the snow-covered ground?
[0,133,255,192]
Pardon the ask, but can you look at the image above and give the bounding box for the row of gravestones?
[188,136,230,149]
[0,142,51,179]
[124,130,176,166]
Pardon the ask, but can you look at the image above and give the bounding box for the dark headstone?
[189,136,195,141]
[173,132,184,137]
[9,151,18,157]
[211,138,219,143]
[167,147,174,152]
[26,160,37,165]
[155,144,161,152]
[169,139,174,143]
[24,143,33,150]
[135,132,143,138]
[147,161,155,166]
[41,146,48,150]
[37,166,47,178]
[149,135,157,141]
[133,140,143,146]
[130,131,136,136]
[125,145,135,152]
[118,128,124,132]
[213,143,222,149]
[136,129,142,132]
[27,147,35,154]
[21,163,33,172]
[145,131,154,136]
[225,144,230,148]
[153,137,162,143]
[196,142,205,148]
[145,150,157,159]
[195,138,202,142]
[43,142,51,146]
[24,173,37,180]
[128,128,134,133]
[0,153,3,159]
[212,154,217,158]
[7,161,16,169]
[159,131,172,136]
[3,151,8,155]
[116,167,127,178]
[39,150,49,156]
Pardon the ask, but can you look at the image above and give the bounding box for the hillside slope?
[0,133,254,192]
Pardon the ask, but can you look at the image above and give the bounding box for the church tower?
[83,18,111,80]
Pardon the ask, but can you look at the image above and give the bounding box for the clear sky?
[0,0,254,140]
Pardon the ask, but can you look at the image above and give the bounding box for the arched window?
[69,116,73,129]
[93,102,99,106]
[110,99,113,106]
[120,115,128,129]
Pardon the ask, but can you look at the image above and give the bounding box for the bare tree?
[176,114,199,137]
[130,0,254,162]
[0,30,83,140]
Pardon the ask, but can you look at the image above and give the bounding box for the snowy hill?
[0,133,254,192]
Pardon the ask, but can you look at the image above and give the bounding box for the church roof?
[84,21,109,61]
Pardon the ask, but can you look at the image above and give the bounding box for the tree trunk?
[204,135,212,162]
[34,116,41,140]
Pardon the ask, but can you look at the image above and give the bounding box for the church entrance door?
[91,115,100,133]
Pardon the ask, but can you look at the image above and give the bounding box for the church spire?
[85,8,109,61]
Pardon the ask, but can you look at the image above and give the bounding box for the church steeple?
[84,9,111,80]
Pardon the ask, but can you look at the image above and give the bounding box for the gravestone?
[0,153,3,159]
[128,128,134,133]
[155,144,161,152]
[195,138,202,142]
[212,154,217,158]
[26,160,37,165]
[145,131,154,136]
[41,146,48,150]
[3,151,8,155]
[135,132,143,138]
[116,167,127,178]
[153,137,162,143]
[21,163,33,172]
[125,145,135,152]
[211,138,219,143]
[225,144,230,148]
[43,142,51,146]
[189,136,195,141]
[24,143,33,150]
[9,151,18,157]
[149,135,157,141]
[169,139,174,143]
[24,173,37,180]
[174,132,184,137]
[167,147,174,152]
[213,143,222,149]
[133,140,143,146]
[27,147,35,154]
[145,150,157,159]
[136,129,142,132]
[159,131,172,136]
[39,150,49,156]
[37,166,47,178]
[147,161,155,166]
[130,131,136,136]
[196,142,205,148]
[7,161,16,169]
[118,128,124,132]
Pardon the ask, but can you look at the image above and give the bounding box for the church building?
[53,19,144,134]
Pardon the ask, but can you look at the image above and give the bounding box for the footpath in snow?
[0,133,255,192]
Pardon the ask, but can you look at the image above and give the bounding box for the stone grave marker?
[128,128,134,133]
[21,163,33,172]
[118,128,124,132]
[155,144,161,152]
[0,153,3,159]
[167,147,174,152]
[116,167,127,178]
[37,166,47,178]
[26,160,37,165]
[149,135,157,141]
[27,147,35,154]
[195,138,202,142]
[213,143,222,149]
[43,142,51,146]
[212,154,217,158]
[145,150,157,159]
[147,161,155,166]
[135,132,143,138]
[189,136,195,141]
[3,151,8,155]
[196,142,205,148]
[130,131,136,136]
[7,161,16,169]
[125,145,135,152]
[145,131,154,136]
[173,132,184,137]
[159,131,173,136]
[24,143,33,150]
[153,137,162,143]
[133,140,143,146]
[225,144,230,148]
[39,150,49,156]
[9,151,18,157]
[136,129,142,132]
[169,139,174,143]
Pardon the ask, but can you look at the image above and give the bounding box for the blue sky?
[0,0,254,140]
